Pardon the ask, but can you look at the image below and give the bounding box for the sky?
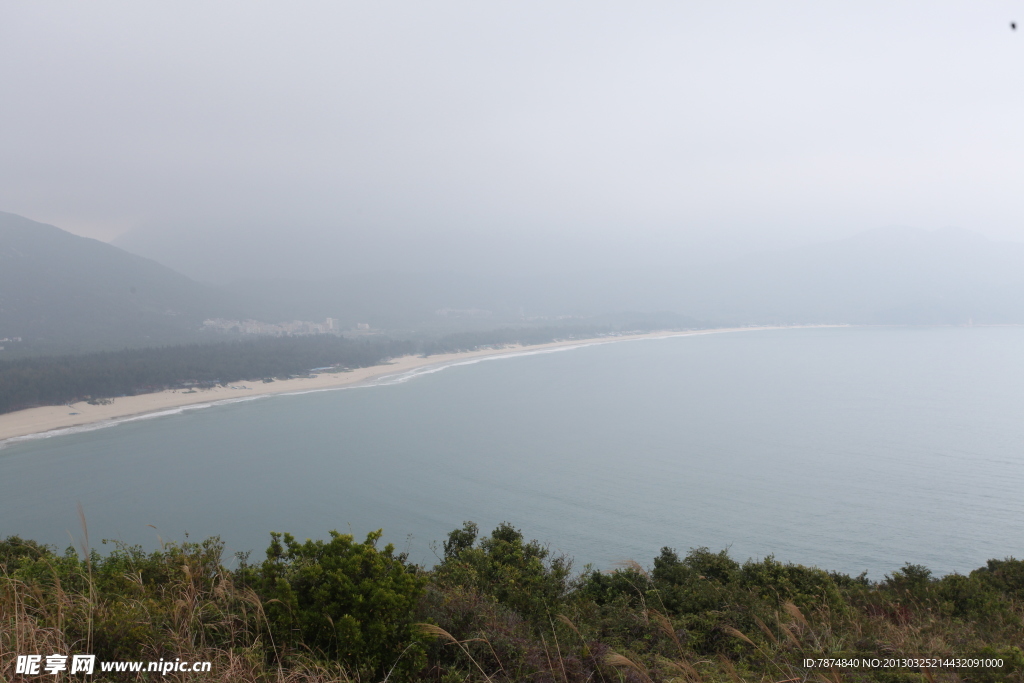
[2,1,1022,281]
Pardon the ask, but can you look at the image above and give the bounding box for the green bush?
[885,563,934,594]
[739,555,845,612]
[972,557,1024,600]
[579,566,651,608]
[247,529,429,679]
[680,546,740,584]
[434,522,572,626]
[649,547,731,616]
[934,573,1003,620]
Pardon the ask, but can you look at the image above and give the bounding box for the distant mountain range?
[3,210,1024,356]
[265,226,1024,327]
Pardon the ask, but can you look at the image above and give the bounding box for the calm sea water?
[1,326,1022,578]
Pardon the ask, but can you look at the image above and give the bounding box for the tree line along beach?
[0,326,820,445]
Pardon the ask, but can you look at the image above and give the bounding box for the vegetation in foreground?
[2,523,1022,682]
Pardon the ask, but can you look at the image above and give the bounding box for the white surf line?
[0,396,274,448]
[263,324,841,394]
[0,325,841,447]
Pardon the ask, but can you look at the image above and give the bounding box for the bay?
[1,326,1022,578]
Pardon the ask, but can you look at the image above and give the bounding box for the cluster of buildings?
[0,336,22,352]
[202,317,366,337]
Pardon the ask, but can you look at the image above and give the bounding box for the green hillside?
[0,212,230,354]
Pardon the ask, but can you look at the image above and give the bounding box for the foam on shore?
[0,326,836,447]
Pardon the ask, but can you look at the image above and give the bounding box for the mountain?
[242,227,1024,328]
[6,209,1024,359]
[0,211,232,355]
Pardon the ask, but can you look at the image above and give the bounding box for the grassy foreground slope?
[2,523,1022,682]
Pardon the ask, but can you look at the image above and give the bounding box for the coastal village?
[202,317,370,336]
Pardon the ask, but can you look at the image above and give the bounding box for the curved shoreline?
[0,326,834,446]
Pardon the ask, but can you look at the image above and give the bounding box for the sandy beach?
[0,326,821,445]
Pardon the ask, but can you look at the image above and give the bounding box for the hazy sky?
[2,2,1022,280]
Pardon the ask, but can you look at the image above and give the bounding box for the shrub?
[934,573,1003,620]
[434,522,572,626]
[248,529,429,678]
[972,557,1024,600]
[739,555,845,612]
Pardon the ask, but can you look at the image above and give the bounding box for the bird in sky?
[1012,21,1018,30]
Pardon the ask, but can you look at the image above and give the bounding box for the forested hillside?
[0,211,233,354]
[0,324,682,414]
[0,335,414,414]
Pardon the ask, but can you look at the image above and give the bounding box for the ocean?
[1,326,1021,578]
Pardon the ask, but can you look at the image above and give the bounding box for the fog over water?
[3,2,1023,281]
